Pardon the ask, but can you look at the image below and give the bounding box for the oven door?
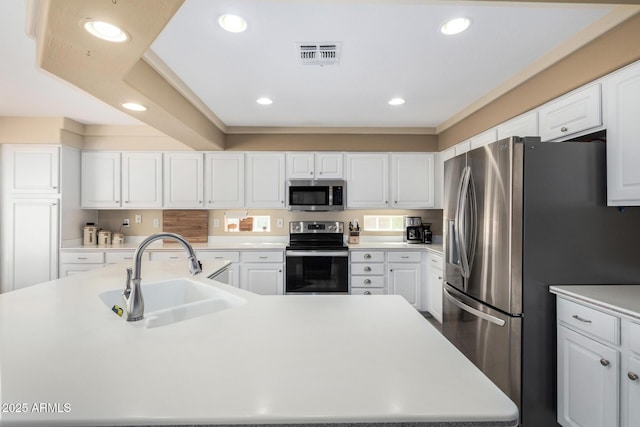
[285,251,349,294]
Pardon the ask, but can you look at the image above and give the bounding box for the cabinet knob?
[310,171,313,175]
[628,372,639,381]
[364,279,371,284]
[364,291,371,295]
[278,270,282,273]
[390,269,393,272]
[364,254,372,259]
[319,171,323,175]
[438,276,443,280]
[600,358,610,367]
[125,201,129,203]
[561,126,568,132]
[364,266,371,272]
[395,201,398,204]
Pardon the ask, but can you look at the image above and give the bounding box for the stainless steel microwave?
[287,179,345,211]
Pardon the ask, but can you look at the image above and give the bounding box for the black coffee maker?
[422,223,433,244]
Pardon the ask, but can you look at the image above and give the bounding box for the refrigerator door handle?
[456,166,472,279]
[466,170,478,270]
[443,287,506,327]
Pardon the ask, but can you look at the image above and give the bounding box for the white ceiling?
[0,1,622,130]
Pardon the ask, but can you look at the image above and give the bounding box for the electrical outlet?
[135,214,142,224]
[213,219,220,228]
[153,218,159,228]
[277,218,283,228]
[123,218,130,227]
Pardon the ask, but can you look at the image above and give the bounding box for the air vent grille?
[297,42,341,66]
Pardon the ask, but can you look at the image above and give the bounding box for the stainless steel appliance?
[443,136,640,426]
[287,179,345,211]
[403,216,422,242]
[285,221,349,294]
[406,225,424,244]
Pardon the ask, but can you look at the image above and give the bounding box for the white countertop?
[550,285,640,321]
[349,241,443,254]
[0,261,517,426]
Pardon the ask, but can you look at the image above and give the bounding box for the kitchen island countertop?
[0,260,516,426]
[550,284,640,320]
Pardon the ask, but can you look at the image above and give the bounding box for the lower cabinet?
[426,253,443,322]
[350,250,385,296]
[387,251,422,309]
[239,251,284,295]
[196,251,240,287]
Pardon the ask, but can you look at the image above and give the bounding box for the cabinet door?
[346,153,389,208]
[388,263,421,309]
[163,153,204,208]
[286,153,315,179]
[390,153,435,208]
[470,129,498,150]
[539,84,602,141]
[81,151,121,208]
[3,145,60,194]
[122,152,163,208]
[558,325,619,427]
[497,111,539,140]
[205,153,245,208]
[624,354,640,427]
[246,153,285,208]
[2,200,58,292]
[605,62,640,206]
[240,263,283,295]
[316,153,343,178]
[427,254,444,323]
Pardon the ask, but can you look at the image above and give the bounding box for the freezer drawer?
[442,283,522,413]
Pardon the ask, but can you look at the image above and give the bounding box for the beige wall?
[438,12,640,149]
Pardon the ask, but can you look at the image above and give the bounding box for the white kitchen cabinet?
[163,152,204,208]
[3,200,59,290]
[346,153,389,208]
[426,252,443,323]
[497,111,539,140]
[204,152,245,209]
[197,251,240,287]
[59,251,105,277]
[121,152,163,208]
[539,83,602,141]
[245,153,286,208]
[286,152,343,179]
[388,251,422,309]
[81,151,121,208]
[605,61,640,206]
[240,263,283,295]
[350,250,385,295]
[455,140,471,155]
[624,353,640,427]
[390,153,435,208]
[470,129,498,150]
[3,145,60,194]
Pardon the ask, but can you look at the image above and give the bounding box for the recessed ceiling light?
[219,14,247,33]
[121,102,147,112]
[440,17,471,35]
[388,98,406,106]
[256,97,273,105]
[84,20,129,42]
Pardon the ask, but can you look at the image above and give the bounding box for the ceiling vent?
[296,42,341,66]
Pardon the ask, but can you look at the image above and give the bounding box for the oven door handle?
[286,251,348,257]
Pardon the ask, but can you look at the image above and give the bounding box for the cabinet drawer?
[387,251,421,262]
[557,298,620,344]
[351,287,384,296]
[60,252,104,264]
[196,251,240,263]
[429,255,443,271]
[539,84,601,141]
[242,251,284,263]
[105,251,149,264]
[149,251,187,261]
[351,275,384,288]
[350,251,384,263]
[629,321,640,355]
[351,263,384,275]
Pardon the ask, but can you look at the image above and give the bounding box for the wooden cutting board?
[162,210,208,243]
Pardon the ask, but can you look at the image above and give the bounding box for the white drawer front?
[557,297,619,344]
[149,251,187,261]
[242,251,284,263]
[196,251,240,263]
[351,287,384,296]
[629,321,640,355]
[387,251,421,262]
[429,255,443,271]
[60,252,104,264]
[351,263,384,275]
[105,251,148,264]
[351,275,384,288]
[350,251,384,263]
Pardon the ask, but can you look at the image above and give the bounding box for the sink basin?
[99,278,245,328]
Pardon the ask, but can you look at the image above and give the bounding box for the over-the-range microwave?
[287,179,345,211]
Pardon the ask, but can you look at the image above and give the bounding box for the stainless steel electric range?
[285,221,349,294]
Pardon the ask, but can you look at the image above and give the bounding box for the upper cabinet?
[539,84,602,141]
[497,111,539,140]
[346,153,389,208]
[605,61,640,206]
[470,129,498,151]
[121,152,163,208]
[390,153,435,208]
[246,153,286,208]
[163,152,204,208]
[81,151,121,208]
[3,145,60,194]
[286,152,344,179]
[204,152,245,209]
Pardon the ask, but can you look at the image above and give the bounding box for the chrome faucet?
[123,232,202,321]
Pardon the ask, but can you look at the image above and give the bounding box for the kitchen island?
[0,261,518,426]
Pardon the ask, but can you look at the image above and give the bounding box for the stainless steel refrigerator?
[442,136,640,427]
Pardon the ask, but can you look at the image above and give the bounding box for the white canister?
[112,233,124,245]
[83,225,98,245]
[97,230,112,245]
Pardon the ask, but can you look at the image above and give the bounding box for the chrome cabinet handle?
[364,279,371,284]
[401,256,409,259]
[438,276,443,280]
[77,257,88,260]
[600,358,610,367]
[572,315,592,323]
[364,266,371,272]
[364,291,371,295]
[628,372,639,381]
[364,254,371,259]
[561,126,568,132]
